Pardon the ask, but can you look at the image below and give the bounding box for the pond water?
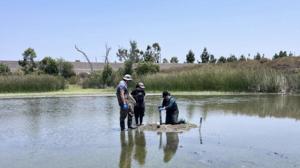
[0,95,300,168]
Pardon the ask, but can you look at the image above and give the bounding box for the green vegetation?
[1,43,300,94]
[0,75,65,93]
[186,50,195,63]
[18,48,37,74]
[38,56,59,75]
[135,62,160,75]
[140,62,300,93]
[170,57,179,63]
[200,47,210,63]
[56,58,76,78]
[0,63,11,75]
[0,48,76,93]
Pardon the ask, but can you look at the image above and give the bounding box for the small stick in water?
[200,117,202,127]
[199,117,203,144]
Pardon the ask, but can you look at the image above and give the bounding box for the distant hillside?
[158,57,300,74]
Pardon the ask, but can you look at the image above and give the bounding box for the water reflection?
[161,132,179,163]
[200,95,300,120]
[119,130,180,167]
[134,130,146,165]
[119,130,146,168]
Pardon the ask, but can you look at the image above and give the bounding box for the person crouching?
[160,91,179,125]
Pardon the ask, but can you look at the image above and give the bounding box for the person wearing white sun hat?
[116,74,136,131]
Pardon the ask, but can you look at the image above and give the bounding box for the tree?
[18,48,37,74]
[273,53,279,60]
[239,55,246,61]
[152,43,161,63]
[200,47,210,63]
[123,60,133,75]
[162,58,169,63]
[129,41,142,63]
[254,52,261,60]
[102,45,114,87]
[135,62,160,75]
[75,45,94,72]
[186,50,195,63]
[39,57,58,75]
[279,51,287,58]
[143,45,155,62]
[227,55,237,62]
[117,41,143,63]
[218,56,227,63]
[57,58,75,78]
[143,43,161,63]
[116,48,128,61]
[102,64,113,87]
[209,54,216,63]
[170,57,179,63]
[0,63,10,75]
[273,50,288,60]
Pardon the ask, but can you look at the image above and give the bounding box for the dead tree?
[74,45,94,72]
[104,44,111,64]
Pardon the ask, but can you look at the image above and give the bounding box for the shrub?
[0,63,11,75]
[79,72,89,79]
[57,59,76,78]
[124,60,133,75]
[68,75,80,85]
[38,56,58,75]
[102,64,114,87]
[135,62,160,75]
[82,71,103,88]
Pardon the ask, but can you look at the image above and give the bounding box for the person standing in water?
[116,74,136,131]
[131,82,146,126]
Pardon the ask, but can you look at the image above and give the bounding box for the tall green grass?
[140,63,299,93]
[0,75,65,93]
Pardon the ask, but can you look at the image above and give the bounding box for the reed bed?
[140,63,299,93]
[0,75,65,93]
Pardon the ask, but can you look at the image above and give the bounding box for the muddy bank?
[138,123,198,132]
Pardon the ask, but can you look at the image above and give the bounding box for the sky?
[0,0,300,63]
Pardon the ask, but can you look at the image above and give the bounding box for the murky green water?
[0,95,300,168]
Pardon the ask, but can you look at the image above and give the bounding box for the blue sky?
[0,0,299,62]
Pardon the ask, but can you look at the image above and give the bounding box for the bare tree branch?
[104,44,111,64]
[74,45,94,72]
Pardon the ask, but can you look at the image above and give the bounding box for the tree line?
[0,42,298,90]
[0,48,75,78]
[184,48,296,64]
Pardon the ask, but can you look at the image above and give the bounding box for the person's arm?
[165,98,175,110]
[120,89,126,105]
[143,90,146,96]
[160,99,166,109]
[129,94,136,105]
[131,90,135,96]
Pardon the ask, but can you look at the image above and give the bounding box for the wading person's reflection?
[119,130,134,168]
[163,132,179,163]
[134,130,146,165]
[119,130,147,168]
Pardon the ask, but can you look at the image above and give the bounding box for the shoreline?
[0,89,294,100]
